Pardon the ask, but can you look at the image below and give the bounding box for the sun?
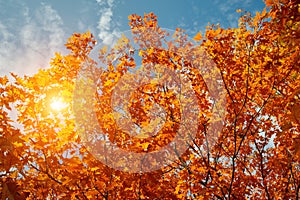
[50,98,68,111]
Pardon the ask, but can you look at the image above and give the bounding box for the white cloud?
[98,8,113,31]
[219,4,231,13]
[96,0,105,5]
[0,3,65,76]
[78,20,85,31]
[41,5,64,50]
[95,0,119,45]
[0,22,14,56]
[107,0,114,7]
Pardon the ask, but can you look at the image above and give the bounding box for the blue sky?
[0,0,266,76]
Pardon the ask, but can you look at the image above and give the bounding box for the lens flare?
[50,98,67,111]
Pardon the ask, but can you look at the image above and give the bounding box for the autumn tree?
[0,0,299,199]
[177,0,300,198]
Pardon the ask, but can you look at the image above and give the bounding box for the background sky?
[0,0,266,76]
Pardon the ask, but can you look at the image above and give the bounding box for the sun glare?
[50,98,68,111]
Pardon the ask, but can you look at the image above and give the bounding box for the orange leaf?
[193,32,202,41]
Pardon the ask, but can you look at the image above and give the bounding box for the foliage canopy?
[0,0,299,199]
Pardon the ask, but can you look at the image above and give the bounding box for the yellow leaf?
[138,50,143,57]
[91,167,100,171]
[10,170,18,178]
[13,141,23,148]
[148,47,154,54]
[140,142,150,151]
